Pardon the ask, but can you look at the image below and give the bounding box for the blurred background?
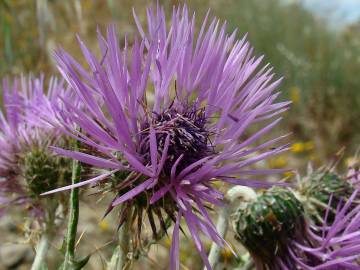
[0,0,360,269]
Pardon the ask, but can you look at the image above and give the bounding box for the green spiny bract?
[107,170,177,247]
[234,187,305,267]
[24,147,71,197]
[297,171,355,223]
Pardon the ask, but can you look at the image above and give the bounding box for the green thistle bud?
[233,187,305,266]
[296,171,355,223]
[24,148,71,197]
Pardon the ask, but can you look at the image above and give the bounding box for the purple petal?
[112,178,155,206]
[50,147,121,169]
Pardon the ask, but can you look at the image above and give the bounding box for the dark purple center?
[139,105,214,176]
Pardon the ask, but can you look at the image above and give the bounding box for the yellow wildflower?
[292,142,305,153]
[98,220,110,231]
[290,86,300,104]
[269,156,287,168]
[292,141,314,153]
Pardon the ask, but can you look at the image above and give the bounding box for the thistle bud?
[233,187,305,268]
[24,148,64,197]
[297,171,355,223]
[0,75,73,221]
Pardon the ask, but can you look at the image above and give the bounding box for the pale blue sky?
[303,0,360,22]
[302,0,360,26]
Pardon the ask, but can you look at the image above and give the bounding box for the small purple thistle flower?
[233,187,360,269]
[0,75,70,218]
[293,191,360,269]
[233,155,360,270]
[45,5,290,269]
[295,162,359,225]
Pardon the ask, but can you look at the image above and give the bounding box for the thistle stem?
[117,215,131,269]
[30,197,56,270]
[206,206,229,270]
[206,186,257,270]
[31,232,50,270]
[108,209,131,270]
[62,150,81,269]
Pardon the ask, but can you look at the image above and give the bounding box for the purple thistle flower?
[234,187,360,269]
[295,162,359,226]
[45,5,290,269]
[293,191,360,269]
[233,156,360,270]
[0,75,71,218]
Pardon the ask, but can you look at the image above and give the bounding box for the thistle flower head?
[46,4,290,269]
[294,191,360,269]
[0,75,71,218]
[296,163,358,224]
[234,187,306,269]
[233,188,360,269]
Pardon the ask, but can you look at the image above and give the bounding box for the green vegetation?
[212,0,360,159]
[2,0,359,161]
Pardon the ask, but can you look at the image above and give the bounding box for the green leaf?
[58,255,91,270]
[71,255,91,270]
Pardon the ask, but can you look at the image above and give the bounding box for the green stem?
[206,206,229,270]
[117,215,131,269]
[62,150,81,269]
[31,232,50,270]
[206,186,257,270]
[31,198,56,270]
[108,207,132,270]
